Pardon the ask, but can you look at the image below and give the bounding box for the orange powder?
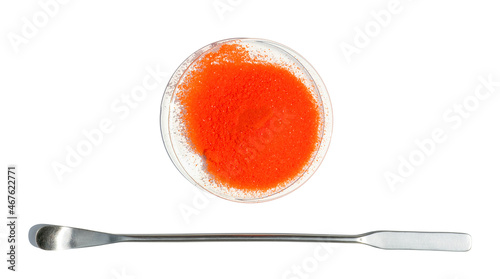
[178,43,321,191]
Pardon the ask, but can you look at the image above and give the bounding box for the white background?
[1,0,499,278]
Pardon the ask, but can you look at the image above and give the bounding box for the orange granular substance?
[178,43,321,191]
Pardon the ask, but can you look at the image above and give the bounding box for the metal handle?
[119,233,359,243]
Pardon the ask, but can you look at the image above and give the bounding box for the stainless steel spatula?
[29,224,471,251]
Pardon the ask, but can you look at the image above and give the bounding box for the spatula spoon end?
[29,224,117,251]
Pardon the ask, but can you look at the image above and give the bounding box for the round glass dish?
[160,38,333,202]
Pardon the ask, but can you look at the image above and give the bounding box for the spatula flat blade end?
[362,231,472,252]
